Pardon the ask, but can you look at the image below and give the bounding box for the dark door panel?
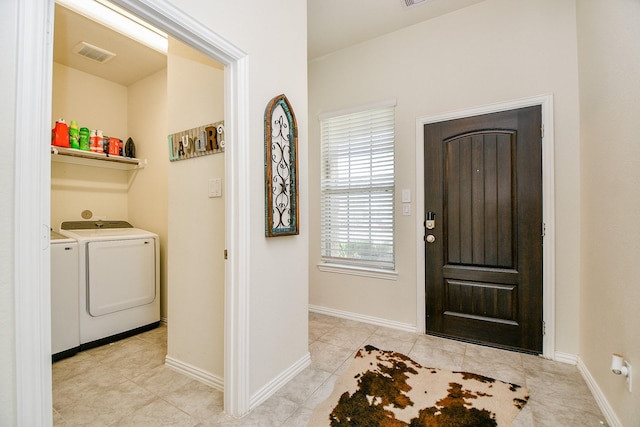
[425,106,543,353]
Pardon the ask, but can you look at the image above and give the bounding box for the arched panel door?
[424,106,543,353]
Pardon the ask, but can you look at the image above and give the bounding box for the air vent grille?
[72,41,116,64]
[402,0,429,9]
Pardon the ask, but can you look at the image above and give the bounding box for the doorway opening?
[51,0,228,407]
[15,0,250,423]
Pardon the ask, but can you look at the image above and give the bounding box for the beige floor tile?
[56,380,155,426]
[414,333,468,354]
[527,398,609,426]
[52,351,95,384]
[301,374,339,410]
[461,357,526,386]
[316,325,375,349]
[135,331,169,350]
[364,333,416,355]
[511,403,535,427]
[163,380,224,421]
[237,395,299,426]
[309,323,333,342]
[51,313,609,427]
[281,406,314,427]
[132,363,201,397]
[527,373,601,415]
[308,340,355,374]
[53,362,129,411]
[464,342,524,367]
[53,408,67,426]
[112,397,199,426]
[275,366,332,404]
[408,340,464,371]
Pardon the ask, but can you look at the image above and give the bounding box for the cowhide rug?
[308,345,529,427]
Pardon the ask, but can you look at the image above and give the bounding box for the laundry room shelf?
[51,146,144,170]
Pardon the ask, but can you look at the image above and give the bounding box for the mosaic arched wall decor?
[264,94,299,237]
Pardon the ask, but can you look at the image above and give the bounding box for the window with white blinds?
[320,104,395,271]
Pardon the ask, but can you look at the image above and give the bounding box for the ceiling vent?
[402,0,429,9]
[72,41,116,64]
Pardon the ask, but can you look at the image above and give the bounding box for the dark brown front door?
[424,106,543,353]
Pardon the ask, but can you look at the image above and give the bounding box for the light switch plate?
[402,189,411,203]
[402,203,411,216]
[208,178,222,198]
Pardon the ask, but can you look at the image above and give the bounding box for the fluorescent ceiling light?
[56,0,168,54]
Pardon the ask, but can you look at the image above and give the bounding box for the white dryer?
[60,220,160,349]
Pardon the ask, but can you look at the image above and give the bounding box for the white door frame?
[414,94,555,359]
[14,0,251,423]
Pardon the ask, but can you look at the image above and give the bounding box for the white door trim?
[16,0,251,423]
[14,1,54,425]
[414,94,555,358]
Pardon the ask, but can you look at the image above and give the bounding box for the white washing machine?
[51,230,79,360]
[60,220,160,349]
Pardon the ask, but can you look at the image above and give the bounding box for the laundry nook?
[48,0,226,384]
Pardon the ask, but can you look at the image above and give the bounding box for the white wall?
[309,0,581,355]
[0,0,18,424]
[577,0,640,424]
[166,37,226,378]
[166,0,309,395]
[127,68,169,319]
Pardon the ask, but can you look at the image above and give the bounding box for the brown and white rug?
[308,345,529,426]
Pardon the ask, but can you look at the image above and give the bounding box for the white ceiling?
[54,0,485,85]
[307,0,486,59]
[53,3,166,87]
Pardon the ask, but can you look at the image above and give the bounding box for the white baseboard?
[551,352,622,426]
[309,304,416,333]
[576,356,622,427]
[553,351,578,365]
[249,352,311,410]
[165,355,224,392]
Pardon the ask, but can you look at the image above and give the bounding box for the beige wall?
[166,37,226,377]
[309,0,582,355]
[167,0,310,395]
[0,0,18,423]
[51,62,128,138]
[51,63,130,228]
[127,68,169,319]
[50,63,170,319]
[577,0,640,424]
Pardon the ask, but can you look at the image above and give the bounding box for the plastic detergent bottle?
[79,127,91,151]
[51,119,69,147]
[69,120,79,149]
[90,130,104,153]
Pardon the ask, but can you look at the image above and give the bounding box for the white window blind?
[320,105,395,270]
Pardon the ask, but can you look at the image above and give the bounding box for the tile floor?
[52,313,609,426]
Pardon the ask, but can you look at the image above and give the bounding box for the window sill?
[317,262,398,281]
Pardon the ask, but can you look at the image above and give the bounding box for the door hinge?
[224,249,228,260]
[543,321,546,335]
[542,222,546,238]
[541,125,544,139]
